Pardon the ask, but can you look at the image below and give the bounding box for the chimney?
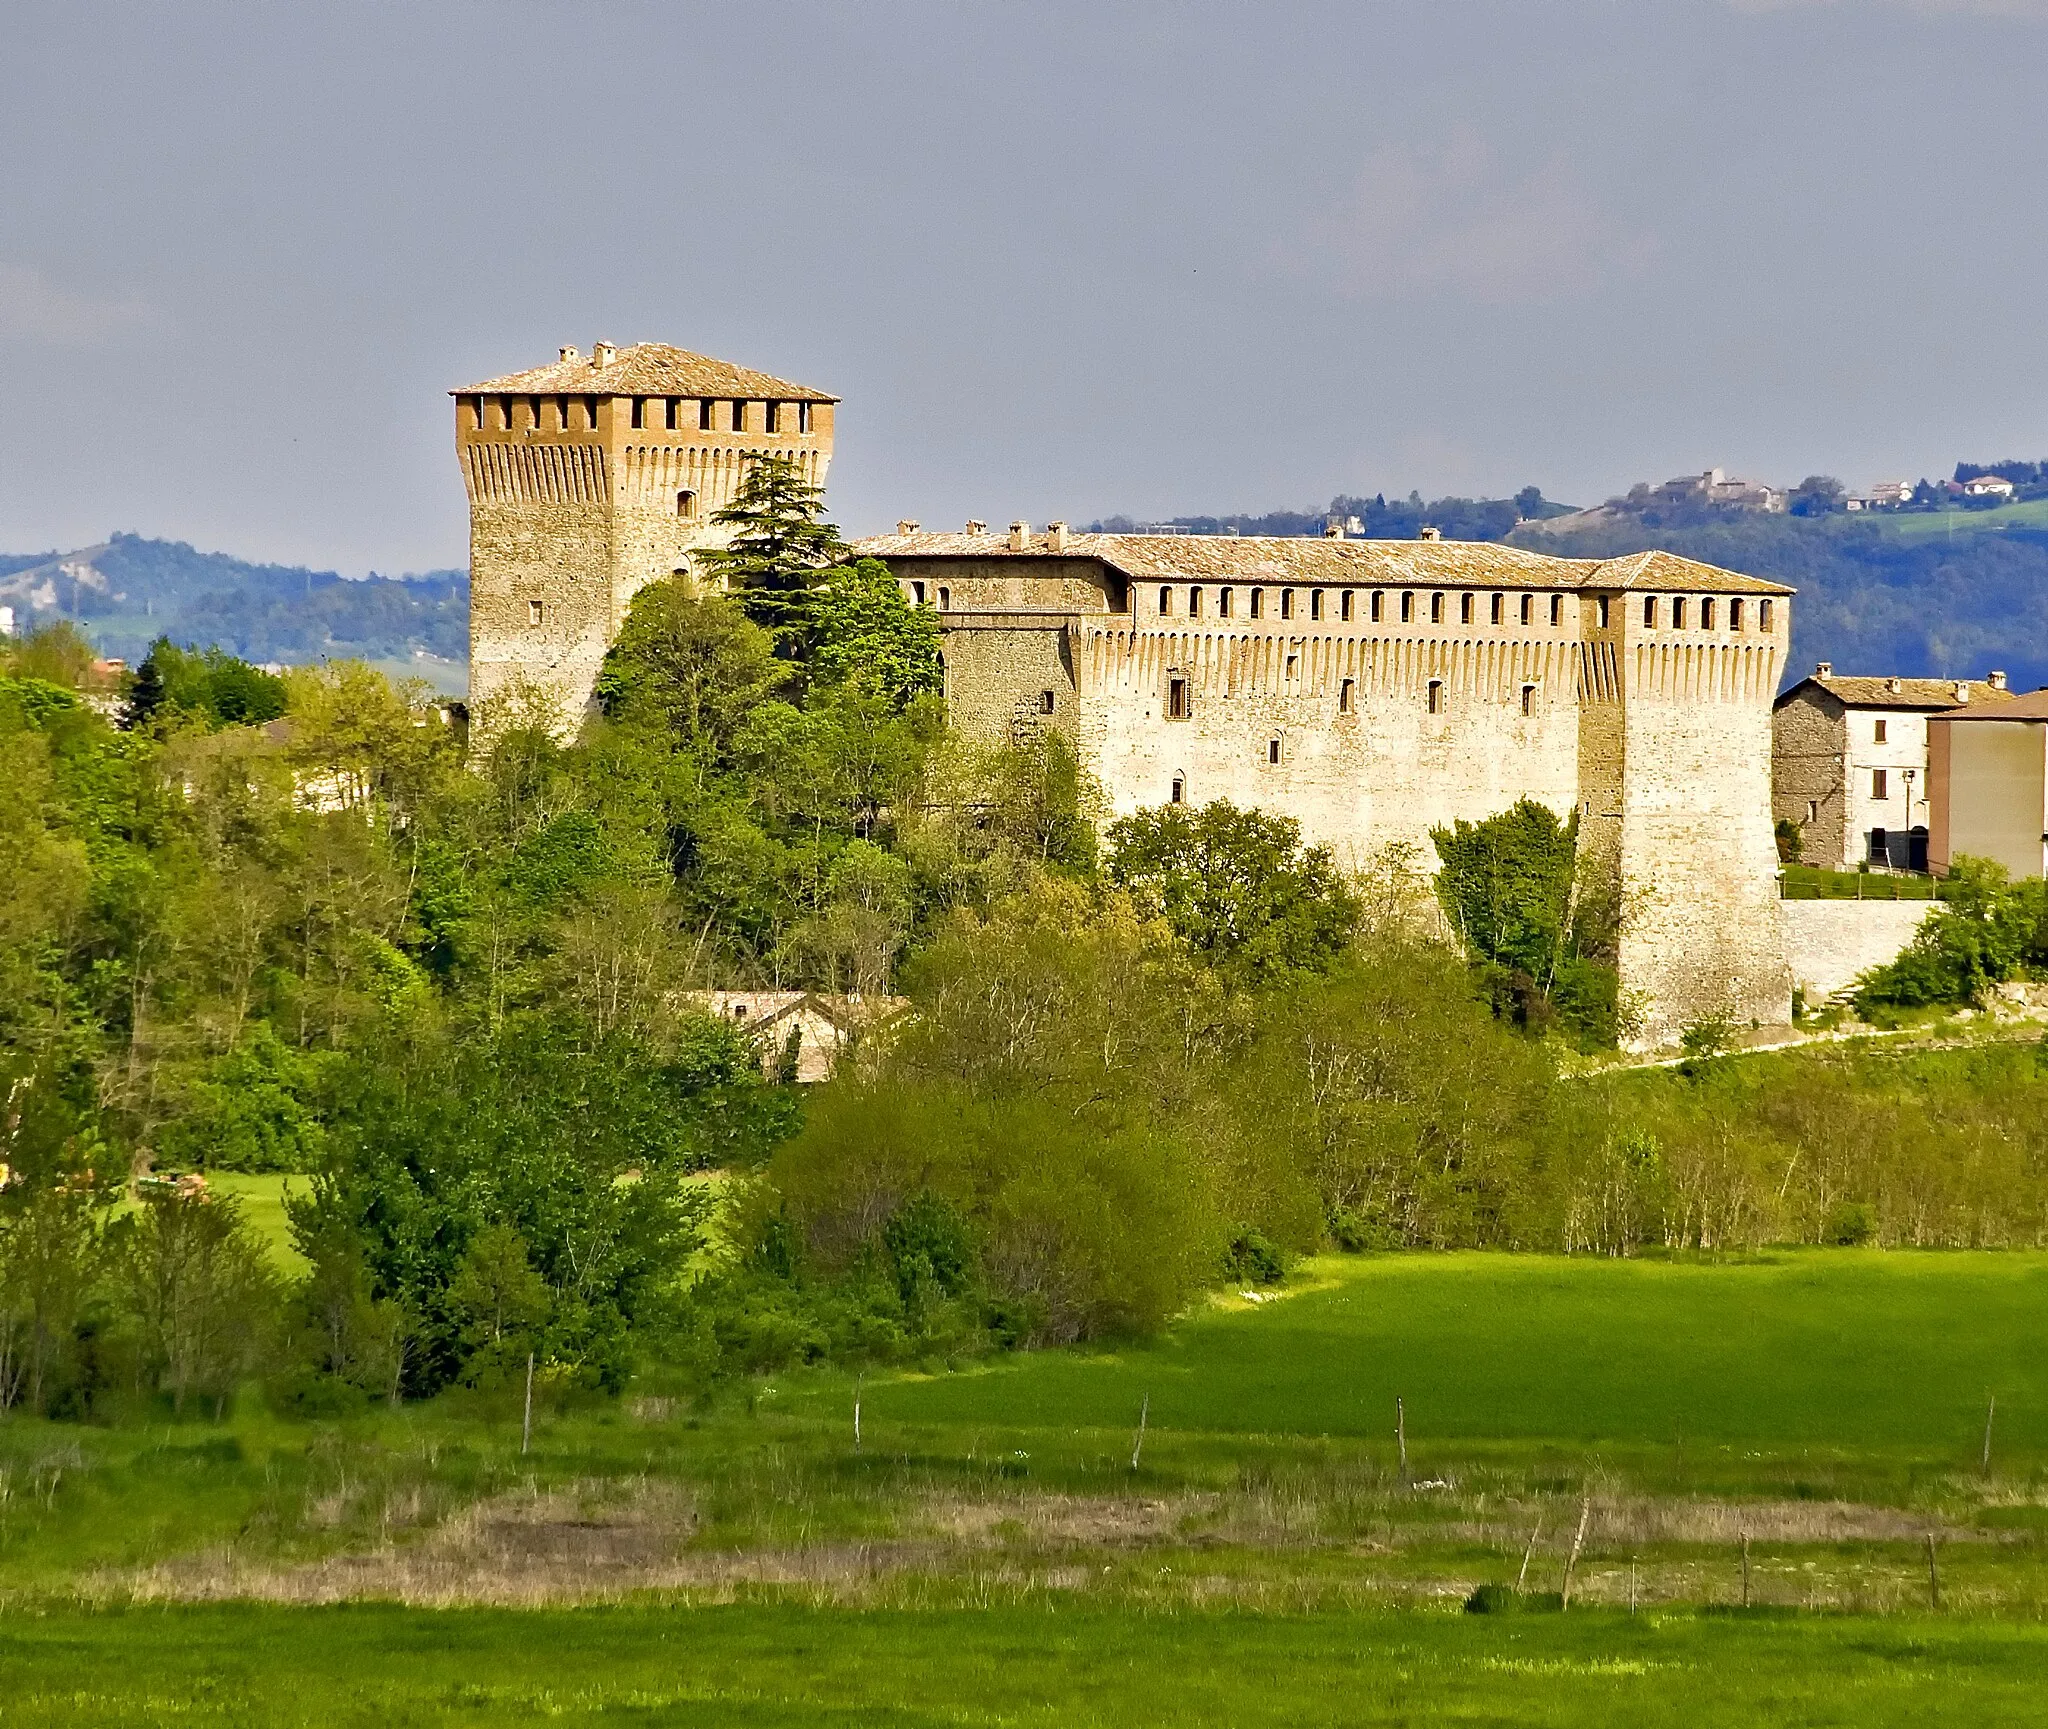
[1954,682,1969,703]
[1009,520,1030,552]
[560,345,581,363]
[1323,519,1344,539]
[1815,661,1833,678]
[1047,520,1069,552]
[896,519,921,536]
[592,342,616,367]
[1989,669,2008,691]
[1887,677,1902,694]
[964,520,986,536]
[1418,525,1442,541]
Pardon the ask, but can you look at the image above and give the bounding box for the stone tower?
[453,342,836,727]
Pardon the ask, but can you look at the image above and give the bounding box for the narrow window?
[1519,594,1532,625]
[1644,596,1658,627]
[1490,593,1503,625]
[631,397,646,430]
[1250,588,1264,619]
[1672,597,1688,629]
[699,399,714,430]
[1597,596,1611,629]
[1267,736,1282,765]
[1426,679,1445,715]
[665,398,679,431]
[1371,591,1384,623]
[1400,591,1414,622]
[730,400,747,431]
[1550,594,1563,626]
[1168,676,1190,720]
[911,581,926,605]
[677,489,698,518]
[1190,587,1204,618]
[1039,688,1056,715]
[798,402,812,434]
[1310,589,1324,621]
[1872,768,1888,800]
[1159,586,1173,616]
[1218,587,1233,618]
[1702,597,1716,629]
[1341,590,1355,622]
[555,395,571,430]
[765,401,781,434]
[1731,598,1746,631]
[1170,775,1185,805]
[1521,684,1536,717]
[1868,827,1888,862]
[1431,593,1445,624]
[527,598,544,626]
[1806,799,1819,823]
[938,587,951,610]
[1285,653,1299,678]
[1874,717,1888,744]
[1459,593,1473,625]
[1339,678,1356,713]
[1760,599,1774,632]
[1280,589,1295,620]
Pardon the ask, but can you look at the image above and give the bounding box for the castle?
[453,342,836,724]
[457,345,1793,1045]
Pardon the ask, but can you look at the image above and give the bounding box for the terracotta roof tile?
[854,531,1791,595]
[1789,675,2017,711]
[1936,688,2048,721]
[454,342,836,402]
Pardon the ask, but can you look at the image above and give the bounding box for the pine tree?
[700,454,848,649]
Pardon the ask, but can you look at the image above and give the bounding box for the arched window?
[1170,774,1186,805]
[938,587,951,610]
[1159,586,1173,616]
[677,490,698,519]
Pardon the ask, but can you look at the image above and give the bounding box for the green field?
[1870,498,2048,540]
[6,1252,2048,1723]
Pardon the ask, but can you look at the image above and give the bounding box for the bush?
[1224,1229,1286,1286]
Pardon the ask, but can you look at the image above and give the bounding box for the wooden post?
[1517,1520,1543,1591]
[1561,1495,1591,1610]
[854,1375,863,1452]
[1130,1393,1149,1471]
[1982,1394,1996,1477]
[521,1351,534,1456]
[1396,1396,1407,1484]
[1741,1534,1751,1608]
[1925,1532,1940,1610]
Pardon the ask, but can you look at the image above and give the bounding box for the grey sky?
[2,0,2044,573]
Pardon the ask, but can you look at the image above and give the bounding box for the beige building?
[1929,689,2048,880]
[453,342,836,728]
[1772,666,2012,870]
[692,992,907,1084]
[859,524,1796,1047]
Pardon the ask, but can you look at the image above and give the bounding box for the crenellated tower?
[453,342,836,728]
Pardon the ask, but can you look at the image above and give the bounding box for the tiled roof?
[853,531,1792,595]
[454,343,837,402]
[1937,688,2048,721]
[1787,675,2017,712]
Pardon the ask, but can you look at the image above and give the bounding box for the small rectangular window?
[911,581,926,605]
[664,398,679,431]
[1159,586,1173,616]
[1597,596,1611,628]
[1168,677,1190,720]
[1190,587,1203,618]
[1874,717,1888,744]
[1644,596,1658,627]
[937,587,950,610]
[1869,827,1888,862]
[1401,591,1414,623]
[1672,597,1688,629]
[1521,684,1536,717]
[731,400,747,431]
[1267,736,1282,765]
[1219,587,1233,618]
[527,599,544,625]
[1760,599,1774,631]
[699,399,714,430]
[1341,590,1355,622]
[1285,653,1299,678]
[1426,679,1444,715]
[1280,589,1295,620]
[1807,799,1819,823]
[765,401,781,434]
[1460,594,1473,625]
[1519,594,1532,625]
[1550,594,1563,626]
[1040,689,1056,715]
[1731,598,1746,631]
[631,397,646,430]
[1490,594,1503,624]
[1371,591,1384,623]
[1339,678,1355,713]
[798,402,812,434]
[1702,597,1716,629]
[1431,593,1445,624]
[1250,588,1264,619]
[1310,589,1324,621]
[1872,768,1888,800]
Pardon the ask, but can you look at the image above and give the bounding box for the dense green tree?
[698,454,849,646]
[124,638,286,733]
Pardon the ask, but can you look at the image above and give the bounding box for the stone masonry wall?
[1780,899,1938,1001]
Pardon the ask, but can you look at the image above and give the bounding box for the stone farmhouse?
[453,343,836,729]
[857,522,1795,1047]
[1772,665,2012,871]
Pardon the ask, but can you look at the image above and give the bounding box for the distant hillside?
[0,534,467,693]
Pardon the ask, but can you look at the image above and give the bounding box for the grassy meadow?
[1872,498,2048,540]
[5,1251,2048,1722]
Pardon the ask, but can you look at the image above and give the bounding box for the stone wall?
[1780,899,1938,1000]
[1771,688,1848,867]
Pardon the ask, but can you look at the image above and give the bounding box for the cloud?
[0,262,158,343]
[1280,129,1656,307]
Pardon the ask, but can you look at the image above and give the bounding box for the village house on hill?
[1772,664,2012,871]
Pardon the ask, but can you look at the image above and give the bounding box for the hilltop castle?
[455,344,1794,1044]
[859,525,1795,1046]
[453,342,836,724]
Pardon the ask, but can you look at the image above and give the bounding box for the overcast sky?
[3,0,2045,573]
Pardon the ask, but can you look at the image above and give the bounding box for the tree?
[1789,476,1845,517]
[699,455,849,647]
[113,1188,278,1415]
[1105,800,1359,985]
[1431,798,1578,988]
[124,639,286,733]
[595,582,786,753]
[806,559,942,705]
